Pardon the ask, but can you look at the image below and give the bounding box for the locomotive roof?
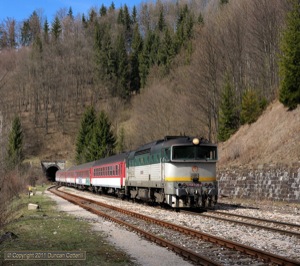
[129,136,215,158]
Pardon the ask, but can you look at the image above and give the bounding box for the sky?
[0,0,144,22]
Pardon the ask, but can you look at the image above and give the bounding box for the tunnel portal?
[41,161,66,182]
[46,166,59,181]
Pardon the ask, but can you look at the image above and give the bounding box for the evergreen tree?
[158,28,174,72]
[279,0,300,110]
[82,14,88,28]
[85,111,116,161]
[139,31,154,88]
[220,0,229,5]
[117,7,124,25]
[21,20,31,46]
[100,4,107,17]
[240,90,261,125]
[68,7,74,20]
[75,106,96,164]
[132,6,137,24]
[218,78,239,141]
[115,33,129,98]
[94,25,117,93]
[123,4,132,31]
[51,16,62,41]
[157,7,166,32]
[43,19,49,44]
[109,2,115,12]
[6,116,24,170]
[89,9,97,24]
[174,5,194,53]
[130,24,143,92]
[197,13,204,25]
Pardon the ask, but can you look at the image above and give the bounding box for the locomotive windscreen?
[172,145,217,161]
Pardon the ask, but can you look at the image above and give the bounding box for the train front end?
[164,137,218,208]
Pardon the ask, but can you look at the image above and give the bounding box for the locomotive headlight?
[192,138,200,145]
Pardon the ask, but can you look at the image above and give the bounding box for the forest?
[0,0,299,165]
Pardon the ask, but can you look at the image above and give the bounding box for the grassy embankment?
[0,186,135,266]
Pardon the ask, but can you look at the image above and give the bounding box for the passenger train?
[56,136,218,208]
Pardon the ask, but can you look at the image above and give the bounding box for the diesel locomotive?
[56,136,218,208]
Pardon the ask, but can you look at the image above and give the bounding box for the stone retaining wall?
[217,163,300,202]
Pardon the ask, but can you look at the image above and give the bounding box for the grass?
[0,186,136,266]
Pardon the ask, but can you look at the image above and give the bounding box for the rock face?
[218,162,300,202]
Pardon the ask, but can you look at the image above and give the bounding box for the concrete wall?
[217,162,300,202]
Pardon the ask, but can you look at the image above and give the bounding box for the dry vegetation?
[0,0,297,166]
[218,100,300,168]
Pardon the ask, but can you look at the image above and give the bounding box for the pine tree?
[94,24,117,94]
[100,4,107,17]
[220,0,229,5]
[279,0,300,110]
[109,2,115,12]
[68,7,74,20]
[157,7,166,32]
[6,116,24,170]
[85,111,116,161]
[51,16,62,41]
[123,4,132,31]
[130,24,143,92]
[240,90,261,125]
[132,6,137,24]
[43,19,49,44]
[218,78,239,141]
[82,14,87,28]
[89,9,97,24]
[158,28,174,72]
[21,20,31,46]
[174,5,194,53]
[197,13,204,25]
[115,33,129,98]
[139,31,154,88]
[75,106,96,164]
[20,11,40,47]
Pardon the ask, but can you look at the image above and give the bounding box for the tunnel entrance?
[41,160,66,182]
[46,166,59,182]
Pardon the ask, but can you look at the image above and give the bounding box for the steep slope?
[218,101,300,168]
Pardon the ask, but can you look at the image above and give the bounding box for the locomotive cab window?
[172,145,217,161]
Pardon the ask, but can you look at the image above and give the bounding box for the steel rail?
[50,187,220,266]
[211,210,300,228]
[194,212,300,238]
[51,187,300,266]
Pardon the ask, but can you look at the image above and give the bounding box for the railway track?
[182,210,300,238]
[49,186,300,266]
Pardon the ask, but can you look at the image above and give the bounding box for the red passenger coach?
[90,153,128,193]
[55,169,66,184]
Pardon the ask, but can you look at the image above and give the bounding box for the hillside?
[218,100,300,168]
